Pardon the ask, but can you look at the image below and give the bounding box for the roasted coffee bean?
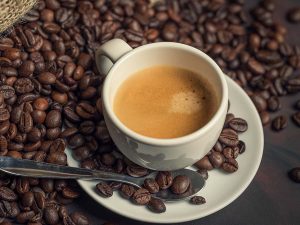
[120,184,135,199]
[197,169,208,180]
[31,110,46,124]
[156,171,173,190]
[22,191,34,207]
[96,182,113,198]
[292,112,300,127]
[170,175,190,195]
[223,147,239,159]
[38,72,56,85]
[0,187,17,201]
[101,153,116,166]
[147,197,166,213]
[287,8,300,23]
[68,134,85,148]
[18,112,33,133]
[62,187,80,199]
[126,165,148,177]
[0,108,10,122]
[16,177,30,194]
[219,128,239,147]
[33,98,49,111]
[194,156,214,170]
[213,141,223,152]
[288,167,300,183]
[228,118,248,132]
[27,127,42,143]
[13,78,34,94]
[40,179,54,193]
[132,188,151,205]
[190,196,206,205]
[222,158,239,173]
[46,152,67,165]
[143,178,159,194]
[17,211,35,223]
[267,96,281,112]
[251,95,267,112]
[45,110,62,128]
[209,151,225,168]
[272,115,288,131]
[75,102,95,119]
[70,212,89,225]
[43,207,59,225]
[237,140,246,154]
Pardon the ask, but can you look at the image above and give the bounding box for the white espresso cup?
[95,39,228,171]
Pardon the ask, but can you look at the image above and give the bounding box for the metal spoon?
[0,156,205,202]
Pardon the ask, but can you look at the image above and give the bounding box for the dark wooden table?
[72,1,300,224]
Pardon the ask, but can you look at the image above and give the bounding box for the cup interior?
[103,42,227,144]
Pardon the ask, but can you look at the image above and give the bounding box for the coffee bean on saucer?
[156,171,173,190]
[96,182,113,198]
[218,128,239,147]
[272,115,288,131]
[288,167,300,183]
[190,196,206,205]
[223,147,239,159]
[170,175,191,195]
[237,140,246,154]
[143,178,159,193]
[222,158,239,173]
[132,188,151,205]
[147,197,166,213]
[208,151,225,168]
[194,156,214,170]
[120,184,136,199]
[126,165,148,177]
[291,112,300,127]
[228,118,248,132]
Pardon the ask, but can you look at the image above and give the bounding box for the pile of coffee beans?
[0,176,88,225]
[194,113,247,174]
[91,111,246,213]
[0,0,299,223]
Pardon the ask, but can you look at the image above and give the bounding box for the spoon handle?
[0,157,141,187]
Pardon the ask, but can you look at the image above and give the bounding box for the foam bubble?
[170,91,203,114]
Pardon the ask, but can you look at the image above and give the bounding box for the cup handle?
[95,39,133,76]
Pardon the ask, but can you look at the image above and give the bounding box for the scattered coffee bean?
[190,196,206,205]
[120,184,135,199]
[219,128,239,147]
[272,115,288,131]
[147,197,166,213]
[209,151,225,168]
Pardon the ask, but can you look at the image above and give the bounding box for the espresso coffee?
[114,66,218,139]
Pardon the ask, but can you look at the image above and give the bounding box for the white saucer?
[66,76,264,224]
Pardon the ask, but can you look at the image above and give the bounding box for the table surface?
[71,1,300,224]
